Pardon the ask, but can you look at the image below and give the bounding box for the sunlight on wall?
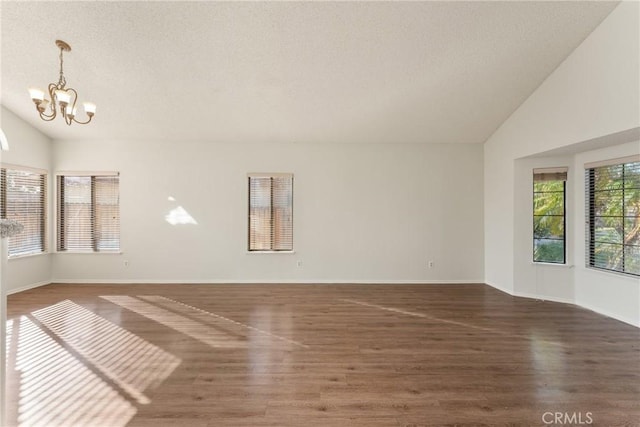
[164,206,198,225]
[164,196,197,225]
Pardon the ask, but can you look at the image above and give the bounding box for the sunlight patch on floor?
[5,300,182,427]
[101,295,248,349]
[6,316,137,427]
[140,295,308,349]
[32,300,181,403]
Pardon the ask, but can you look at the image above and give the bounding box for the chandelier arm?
[34,86,58,120]
[37,111,57,122]
[37,108,56,120]
[65,87,93,124]
[39,83,59,119]
[67,87,78,102]
[67,87,79,113]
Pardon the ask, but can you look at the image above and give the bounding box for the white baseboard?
[7,280,52,295]
[483,280,514,295]
[485,280,639,328]
[50,278,486,285]
[511,291,574,305]
[575,300,639,328]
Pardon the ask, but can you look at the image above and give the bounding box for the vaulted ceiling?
[1,1,618,144]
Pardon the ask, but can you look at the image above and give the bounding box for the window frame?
[56,172,121,254]
[585,156,640,277]
[532,168,568,265]
[0,164,48,258]
[247,173,294,253]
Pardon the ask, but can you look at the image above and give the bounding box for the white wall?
[0,106,53,293]
[484,2,640,325]
[513,155,575,304]
[573,141,640,326]
[512,140,640,327]
[52,140,484,284]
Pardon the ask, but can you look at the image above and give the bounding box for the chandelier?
[28,40,96,125]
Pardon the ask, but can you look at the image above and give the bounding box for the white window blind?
[533,167,568,182]
[248,174,293,251]
[585,160,639,276]
[57,174,120,252]
[0,166,47,257]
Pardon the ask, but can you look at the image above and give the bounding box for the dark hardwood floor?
[5,283,640,426]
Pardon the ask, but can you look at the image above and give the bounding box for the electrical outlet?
[428,260,434,268]
[296,260,303,267]
[124,260,129,267]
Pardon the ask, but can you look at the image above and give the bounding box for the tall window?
[586,157,639,276]
[533,168,567,264]
[248,174,293,251]
[57,174,120,252]
[0,166,47,257]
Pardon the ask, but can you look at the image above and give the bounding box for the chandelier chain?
[58,47,66,88]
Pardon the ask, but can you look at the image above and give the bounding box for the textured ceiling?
[1,1,618,144]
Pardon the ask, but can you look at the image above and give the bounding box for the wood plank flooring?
[5,283,640,426]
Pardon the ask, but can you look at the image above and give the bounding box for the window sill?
[246,250,296,254]
[585,266,640,280]
[532,262,573,268]
[8,251,49,260]
[55,251,123,255]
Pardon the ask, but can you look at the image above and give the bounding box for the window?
[533,168,567,264]
[586,156,639,276]
[248,174,293,251]
[57,174,120,252]
[0,166,47,257]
